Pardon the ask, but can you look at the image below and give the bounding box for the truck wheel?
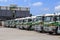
[40,27,44,33]
[49,32,53,34]
[40,31,43,33]
[55,27,58,35]
[22,27,25,30]
[27,25,32,30]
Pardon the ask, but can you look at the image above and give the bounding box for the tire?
[14,25,16,28]
[39,29,43,33]
[40,27,44,33]
[49,32,53,34]
[40,31,43,33]
[55,27,58,34]
[27,25,32,30]
[22,27,25,30]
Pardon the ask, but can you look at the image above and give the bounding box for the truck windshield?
[23,19,27,22]
[36,16,42,21]
[28,19,32,22]
[44,16,53,22]
[53,16,60,21]
[32,18,36,22]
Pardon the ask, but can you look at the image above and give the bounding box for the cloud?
[0,0,13,2]
[24,0,30,2]
[55,5,60,11]
[43,8,49,11]
[24,0,27,2]
[0,0,8,2]
[32,2,43,6]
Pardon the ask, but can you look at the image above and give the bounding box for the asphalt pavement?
[0,27,60,40]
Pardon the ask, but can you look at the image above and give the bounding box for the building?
[0,4,31,20]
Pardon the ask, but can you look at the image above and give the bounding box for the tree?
[30,14,32,17]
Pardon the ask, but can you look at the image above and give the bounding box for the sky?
[0,0,60,15]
